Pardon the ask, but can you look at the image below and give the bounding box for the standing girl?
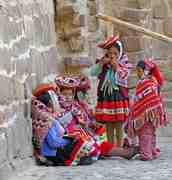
[91,35,132,146]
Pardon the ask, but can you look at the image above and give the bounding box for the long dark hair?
[37,92,51,106]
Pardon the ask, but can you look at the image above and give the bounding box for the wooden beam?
[96,13,172,44]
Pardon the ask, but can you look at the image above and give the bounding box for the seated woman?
[55,75,138,160]
[31,84,94,166]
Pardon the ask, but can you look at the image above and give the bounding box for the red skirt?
[95,99,129,123]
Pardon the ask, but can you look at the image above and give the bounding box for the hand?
[110,58,118,70]
[101,56,111,66]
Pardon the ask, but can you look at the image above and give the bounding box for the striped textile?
[131,77,168,129]
[96,99,129,122]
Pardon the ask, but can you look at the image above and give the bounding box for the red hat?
[33,84,57,97]
[97,35,119,49]
[55,75,80,89]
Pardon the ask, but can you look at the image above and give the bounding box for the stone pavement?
[10,138,172,180]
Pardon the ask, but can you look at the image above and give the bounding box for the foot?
[123,146,139,160]
[36,156,54,166]
[78,156,94,165]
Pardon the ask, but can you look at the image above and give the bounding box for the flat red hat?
[97,35,119,49]
[33,84,57,97]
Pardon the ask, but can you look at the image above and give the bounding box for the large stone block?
[127,50,147,65]
[88,16,98,32]
[29,47,58,84]
[26,74,37,92]
[41,15,56,46]
[0,133,7,164]
[6,3,22,20]
[20,1,35,16]
[26,15,55,47]
[153,0,170,19]
[41,46,59,74]
[163,18,172,37]
[87,1,97,15]
[12,37,29,57]
[29,48,44,83]
[38,0,55,15]
[11,55,31,77]
[12,80,25,101]
[152,19,164,34]
[0,14,23,44]
[73,14,86,27]
[0,48,12,73]
[115,6,151,22]
[0,109,6,125]
[0,76,14,105]
[136,0,152,9]
[151,40,172,59]
[114,0,151,9]
[121,36,145,52]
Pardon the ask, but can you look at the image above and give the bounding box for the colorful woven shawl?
[131,76,167,130]
[101,54,132,96]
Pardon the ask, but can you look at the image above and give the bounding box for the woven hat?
[97,35,119,49]
[55,75,80,89]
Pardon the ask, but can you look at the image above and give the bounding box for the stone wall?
[0,0,172,179]
[0,0,59,179]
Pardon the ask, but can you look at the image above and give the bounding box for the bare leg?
[106,122,115,144]
[115,122,124,147]
[108,146,139,160]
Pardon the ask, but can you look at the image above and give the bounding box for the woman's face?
[107,46,119,61]
[136,67,144,79]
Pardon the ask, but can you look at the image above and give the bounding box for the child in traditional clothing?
[127,59,168,161]
[91,35,132,146]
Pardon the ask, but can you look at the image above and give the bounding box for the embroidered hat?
[55,75,80,89]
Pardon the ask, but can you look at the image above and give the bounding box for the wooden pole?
[96,13,172,44]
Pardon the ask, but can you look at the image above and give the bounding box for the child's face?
[61,88,74,102]
[136,67,144,79]
[107,46,119,61]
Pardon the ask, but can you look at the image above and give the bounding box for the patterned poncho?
[130,76,168,131]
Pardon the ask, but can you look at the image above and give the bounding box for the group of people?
[31,35,168,166]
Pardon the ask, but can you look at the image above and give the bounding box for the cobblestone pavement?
[11,138,172,180]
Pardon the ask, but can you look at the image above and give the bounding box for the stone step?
[115,6,152,22]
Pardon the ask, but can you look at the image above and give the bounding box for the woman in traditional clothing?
[91,35,132,146]
[127,59,168,161]
[31,84,95,166]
